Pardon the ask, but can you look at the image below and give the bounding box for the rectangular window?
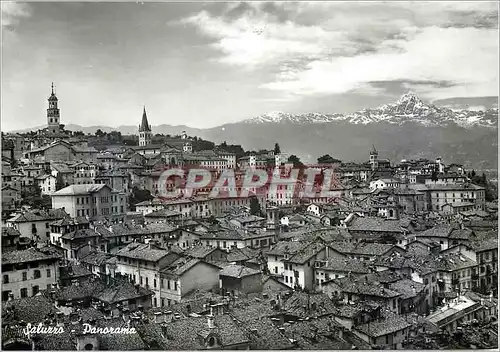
[167,280,171,290]
[174,281,178,291]
[20,288,28,298]
[22,272,27,281]
[46,269,51,278]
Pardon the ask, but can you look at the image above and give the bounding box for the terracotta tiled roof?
[220,264,261,278]
[2,247,61,265]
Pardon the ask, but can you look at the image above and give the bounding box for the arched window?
[84,343,94,350]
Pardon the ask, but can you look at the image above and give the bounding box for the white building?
[36,174,57,195]
[51,184,127,222]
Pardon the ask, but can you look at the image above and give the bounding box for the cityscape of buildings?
[0,84,498,350]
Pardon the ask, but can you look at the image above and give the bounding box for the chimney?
[207,314,215,329]
[122,307,130,322]
[154,311,163,324]
[56,311,65,327]
[164,310,173,322]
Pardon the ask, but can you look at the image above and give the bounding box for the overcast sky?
[1,1,498,131]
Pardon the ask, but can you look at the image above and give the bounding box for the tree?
[128,187,153,210]
[431,170,439,182]
[55,173,65,191]
[288,155,303,167]
[95,129,105,137]
[471,169,476,177]
[481,173,487,186]
[274,143,281,155]
[249,197,262,216]
[317,154,341,164]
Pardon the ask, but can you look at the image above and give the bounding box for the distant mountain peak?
[395,91,425,106]
[244,92,497,128]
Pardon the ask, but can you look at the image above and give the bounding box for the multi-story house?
[314,257,372,290]
[1,185,22,215]
[267,178,299,206]
[352,310,412,349]
[322,276,402,314]
[370,178,401,190]
[70,161,98,185]
[94,170,130,194]
[183,154,229,170]
[49,216,90,247]
[473,237,498,295]
[135,198,166,215]
[51,184,127,222]
[343,216,412,246]
[6,208,68,241]
[35,174,57,195]
[266,241,342,291]
[2,227,21,250]
[55,228,101,261]
[114,242,181,307]
[394,188,425,213]
[215,150,236,169]
[96,152,117,170]
[417,253,478,310]
[421,173,467,185]
[50,162,74,186]
[159,256,221,305]
[2,247,61,301]
[412,223,474,251]
[420,183,486,212]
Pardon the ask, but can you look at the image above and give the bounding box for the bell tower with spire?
[47,82,61,135]
[138,106,152,146]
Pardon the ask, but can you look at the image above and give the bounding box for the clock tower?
[47,83,61,135]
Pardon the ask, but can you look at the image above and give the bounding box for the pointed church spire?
[139,106,151,132]
[51,82,54,95]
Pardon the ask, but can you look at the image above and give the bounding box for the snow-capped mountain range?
[244,92,498,128]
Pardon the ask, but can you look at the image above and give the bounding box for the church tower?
[47,83,61,135]
[369,145,379,171]
[138,106,152,146]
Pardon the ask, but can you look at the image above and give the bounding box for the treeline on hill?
[467,170,498,201]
